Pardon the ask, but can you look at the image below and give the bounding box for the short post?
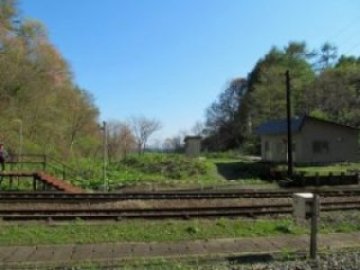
[33,177,37,191]
[42,181,47,191]
[315,172,320,186]
[310,193,320,259]
[62,164,66,180]
[43,155,47,171]
[329,172,333,184]
[102,121,108,191]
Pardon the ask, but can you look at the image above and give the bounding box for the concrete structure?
[184,136,202,157]
[293,193,313,224]
[1,233,360,267]
[256,115,359,163]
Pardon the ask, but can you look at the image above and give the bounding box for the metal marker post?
[102,121,108,191]
[13,119,23,168]
[310,193,319,259]
[18,120,23,168]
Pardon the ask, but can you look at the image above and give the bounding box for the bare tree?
[131,116,162,154]
[191,121,204,136]
[163,136,182,152]
[107,120,136,161]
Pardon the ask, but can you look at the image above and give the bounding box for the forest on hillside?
[203,42,360,152]
[0,0,100,159]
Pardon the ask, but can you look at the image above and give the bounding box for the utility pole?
[102,121,108,191]
[285,70,293,178]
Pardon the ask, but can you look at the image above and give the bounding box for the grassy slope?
[70,153,360,190]
[78,153,276,190]
[3,152,359,190]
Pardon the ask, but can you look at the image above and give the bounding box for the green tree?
[248,42,315,128]
[0,2,100,162]
[306,55,360,127]
[204,78,247,151]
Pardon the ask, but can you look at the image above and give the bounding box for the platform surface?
[0,232,359,267]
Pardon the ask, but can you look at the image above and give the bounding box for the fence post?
[43,155,47,171]
[62,164,66,180]
[329,172,333,185]
[315,172,320,186]
[310,193,320,259]
[33,175,37,191]
[10,156,13,171]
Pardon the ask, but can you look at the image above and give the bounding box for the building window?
[312,141,329,154]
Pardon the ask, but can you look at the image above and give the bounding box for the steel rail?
[0,188,360,201]
[0,201,359,220]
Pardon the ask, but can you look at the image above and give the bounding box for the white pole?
[19,120,23,165]
[103,121,108,191]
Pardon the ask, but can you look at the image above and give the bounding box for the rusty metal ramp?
[35,172,84,193]
[0,171,84,193]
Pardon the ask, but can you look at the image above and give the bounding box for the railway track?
[0,188,360,200]
[0,200,359,220]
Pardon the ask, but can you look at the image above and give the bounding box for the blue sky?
[21,0,360,141]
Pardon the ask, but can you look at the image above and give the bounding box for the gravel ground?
[230,252,360,270]
[0,198,293,210]
[320,210,360,226]
[0,196,358,210]
[95,251,360,269]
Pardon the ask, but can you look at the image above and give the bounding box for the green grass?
[7,152,359,191]
[107,153,220,188]
[74,159,360,191]
[2,209,360,246]
[0,218,305,246]
[276,162,360,176]
[320,211,360,233]
[72,153,276,190]
[112,153,216,181]
[1,152,277,190]
[1,212,359,246]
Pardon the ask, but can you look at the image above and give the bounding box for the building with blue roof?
[255,115,359,163]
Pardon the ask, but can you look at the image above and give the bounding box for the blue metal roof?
[255,116,305,135]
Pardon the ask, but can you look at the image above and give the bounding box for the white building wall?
[261,134,301,162]
[300,120,359,163]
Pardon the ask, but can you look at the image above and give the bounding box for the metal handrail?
[5,154,84,182]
